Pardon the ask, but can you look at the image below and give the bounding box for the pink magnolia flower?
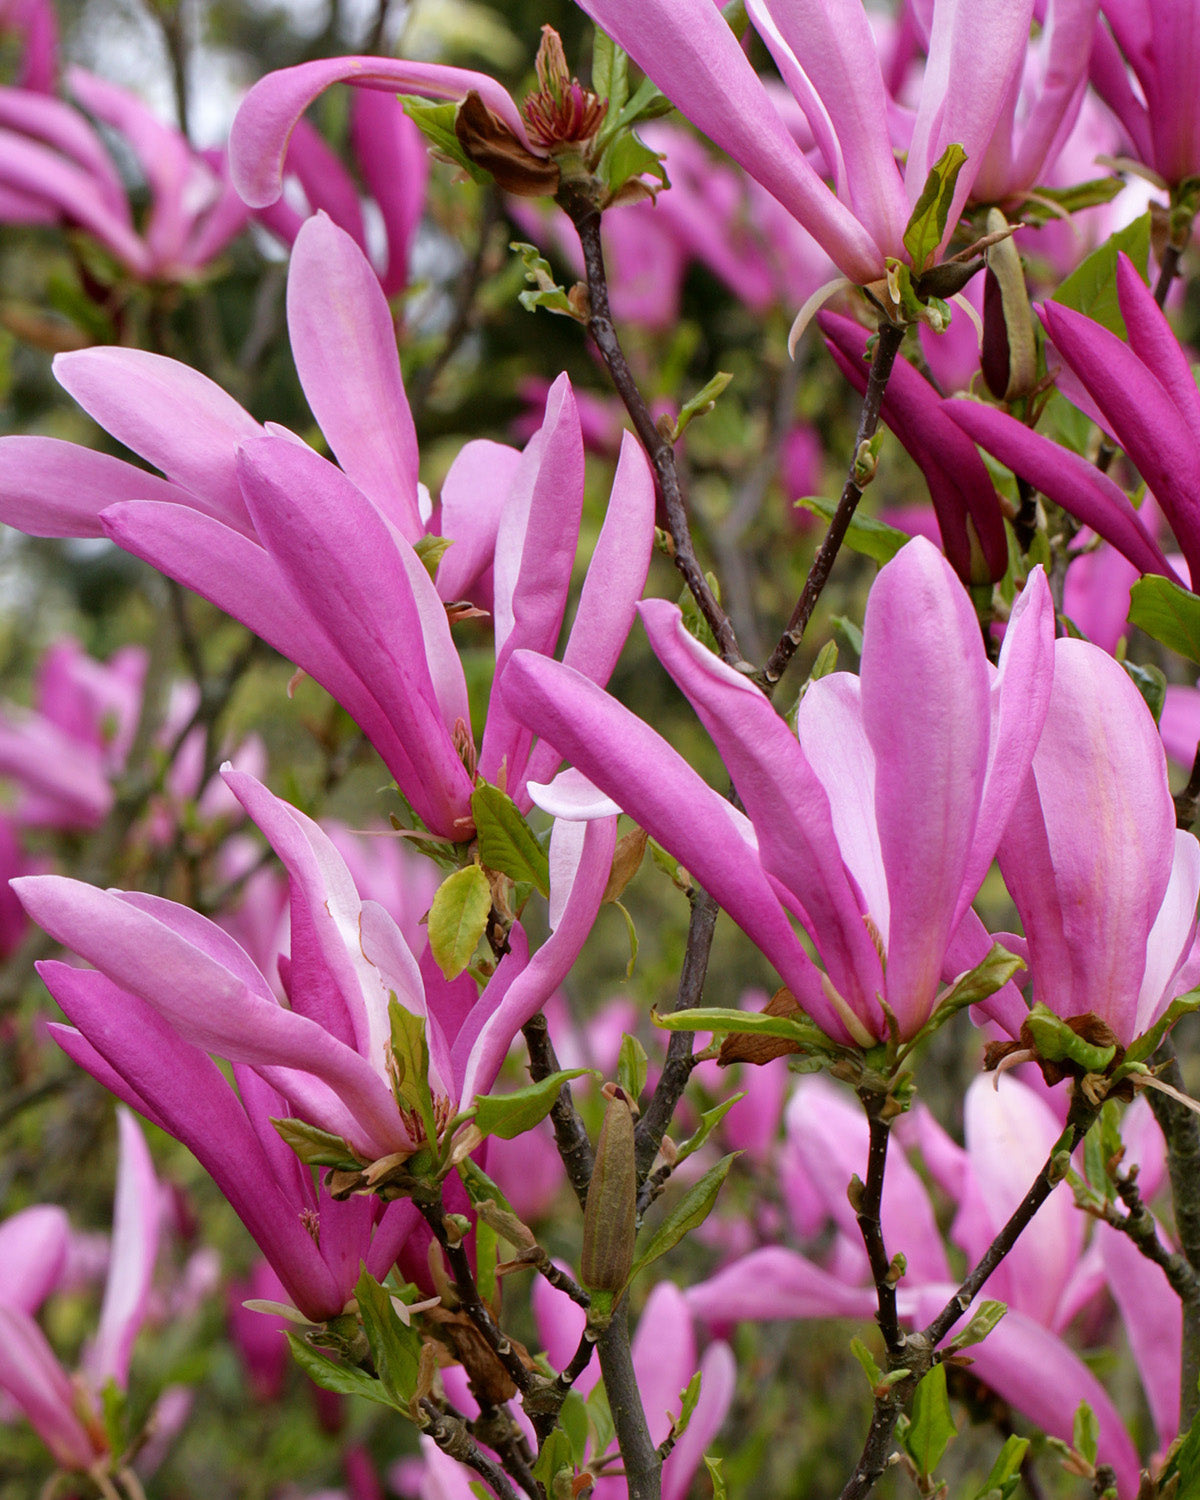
[947,256,1194,584]
[0,0,56,93]
[0,1109,159,1472]
[689,1074,1144,1493]
[1090,0,1200,187]
[994,637,1200,1046]
[567,0,1095,284]
[0,67,249,280]
[507,538,1055,1045]
[0,213,655,840]
[15,769,616,1314]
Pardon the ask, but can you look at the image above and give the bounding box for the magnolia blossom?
[15,770,616,1313]
[0,1109,159,1472]
[947,256,1193,584]
[689,1074,1145,1494]
[0,0,55,93]
[0,212,655,839]
[1091,0,1200,187]
[508,538,1054,1045]
[0,66,248,279]
[994,638,1200,1045]
[567,0,1095,284]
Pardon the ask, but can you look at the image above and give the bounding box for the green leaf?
[271,1117,361,1170]
[1052,214,1151,335]
[429,864,491,980]
[794,499,909,565]
[948,1299,1007,1351]
[1017,176,1124,225]
[652,1003,833,1051]
[613,897,639,979]
[648,838,690,892]
[414,533,454,581]
[705,1456,728,1500]
[1123,989,1200,1065]
[389,996,438,1145]
[591,30,628,117]
[100,1377,126,1459]
[673,1370,703,1441]
[617,1033,648,1103]
[532,1429,574,1491]
[400,96,489,182]
[1025,1005,1117,1073]
[457,1155,521,1217]
[679,575,721,653]
[972,1434,1030,1500]
[831,615,864,662]
[471,780,551,895]
[1161,1392,1200,1497]
[1073,1400,1100,1468]
[474,1215,498,1305]
[285,1331,397,1407]
[1122,659,1167,723]
[850,1337,883,1388]
[560,1390,590,1467]
[905,1363,957,1479]
[602,72,673,142]
[903,143,969,272]
[587,1380,615,1457]
[510,241,585,319]
[809,639,839,682]
[473,1069,593,1140]
[672,370,733,440]
[355,1268,422,1406]
[1129,574,1200,665]
[598,129,668,200]
[674,1092,745,1168]
[628,1153,739,1284]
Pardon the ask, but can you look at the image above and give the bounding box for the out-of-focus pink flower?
[0,67,249,280]
[0,1109,159,1472]
[0,0,56,93]
[1091,0,1200,188]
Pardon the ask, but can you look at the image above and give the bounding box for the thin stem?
[855,1093,903,1360]
[634,886,718,1186]
[420,1400,531,1500]
[417,1201,536,1399]
[1146,1038,1200,1426]
[1104,1166,1200,1304]
[560,189,746,669]
[551,1327,598,1396]
[1154,241,1185,309]
[596,1301,662,1500]
[522,1013,594,1211]
[762,319,906,690]
[532,1258,590,1309]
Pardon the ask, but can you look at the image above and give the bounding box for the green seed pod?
[581,1093,637,1294]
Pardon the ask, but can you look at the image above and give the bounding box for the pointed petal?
[287,213,422,539]
[0,1206,69,1315]
[434,438,523,603]
[1100,1225,1180,1447]
[0,1306,96,1468]
[85,1108,158,1391]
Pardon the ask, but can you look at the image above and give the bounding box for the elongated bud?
[581,1092,637,1294]
[981,209,1036,401]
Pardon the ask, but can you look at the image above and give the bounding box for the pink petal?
[85,1108,158,1391]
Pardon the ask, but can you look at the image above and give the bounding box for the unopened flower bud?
[581,1093,637,1294]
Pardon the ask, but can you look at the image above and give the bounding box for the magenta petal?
[0,1206,69,1316]
[286,214,422,539]
[231,56,534,208]
[53,347,261,534]
[351,90,429,297]
[685,1245,878,1324]
[85,1108,158,1391]
[0,436,188,538]
[1101,1224,1180,1447]
[861,539,990,1033]
[435,438,523,603]
[0,1307,96,1468]
[0,83,125,213]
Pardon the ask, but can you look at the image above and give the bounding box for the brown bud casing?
[454,91,560,197]
[581,1093,637,1293]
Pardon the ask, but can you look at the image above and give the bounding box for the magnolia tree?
[6,0,1200,1497]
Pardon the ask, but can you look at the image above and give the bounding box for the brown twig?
[522,1012,594,1211]
[855,1091,904,1360]
[761,318,906,690]
[419,1400,531,1500]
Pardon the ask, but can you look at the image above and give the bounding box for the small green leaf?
[100,1377,126,1459]
[472,780,551,895]
[1026,1004,1117,1073]
[652,1003,833,1051]
[560,1390,590,1467]
[389,996,438,1145]
[285,1332,397,1407]
[850,1337,883,1388]
[1124,989,1200,1065]
[1129,574,1200,665]
[972,1434,1030,1500]
[429,864,491,980]
[831,615,864,662]
[1073,1399,1099,1468]
[591,30,628,117]
[672,370,732,440]
[271,1117,361,1170]
[1052,214,1151,335]
[532,1428,574,1491]
[617,1034,648,1104]
[705,1456,728,1500]
[948,1299,1007,1351]
[628,1154,739,1284]
[648,839,690,892]
[510,241,585,319]
[903,143,969,272]
[473,1069,593,1140]
[355,1267,422,1406]
[905,1363,957,1479]
[414,533,454,581]
[673,1370,703,1441]
[1122,659,1168,723]
[794,499,910,565]
[400,96,489,182]
[587,1380,615,1456]
[809,639,839,682]
[1160,1390,1200,1496]
[613,897,639,979]
[1017,176,1124,225]
[674,1092,746,1168]
[679,574,721,653]
[457,1156,520,1217]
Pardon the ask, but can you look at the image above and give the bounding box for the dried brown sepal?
[454,91,560,197]
[420,1304,535,1405]
[984,1011,1133,1096]
[718,987,805,1066]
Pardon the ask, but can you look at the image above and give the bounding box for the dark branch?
[522,1012,594,1211]
[855,1093,904,1360]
